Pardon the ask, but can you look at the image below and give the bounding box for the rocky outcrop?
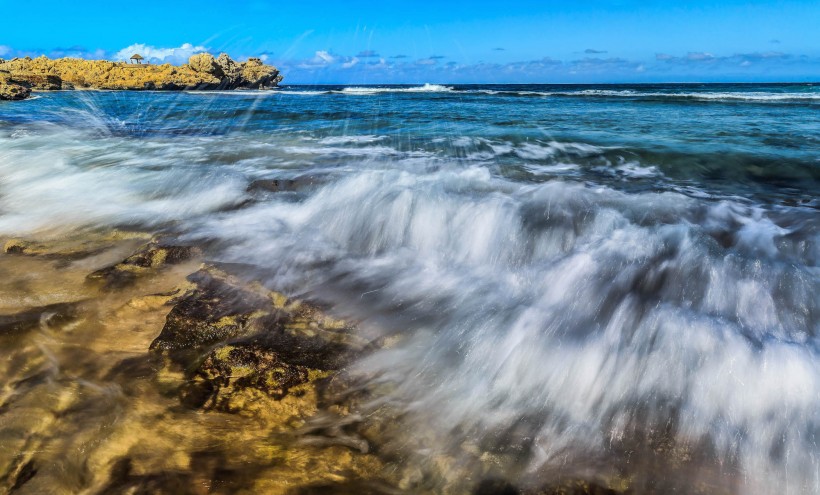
[150,265,365,362]
[0,70,31,100]
[148,263,369,418]
[187,53,283,89]
[0,53,282,92]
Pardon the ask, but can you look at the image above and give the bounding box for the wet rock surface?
[150,264,364,364]
[0,236,390,494]
[149,265,272,353]
[0,301,83,335]
[87,242,199,289]
[179,343,313,412]
[0,234,638,494]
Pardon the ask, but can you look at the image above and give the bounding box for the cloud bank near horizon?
[2,43,818,83]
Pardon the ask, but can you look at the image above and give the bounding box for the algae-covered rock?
[87,242,199,289]
[179,343,312,412]
[150,264,364,362]
[150,263,371,422]
[149,266,272,353]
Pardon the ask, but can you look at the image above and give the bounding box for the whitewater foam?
[2,89,817,494]
[339,83,454,95]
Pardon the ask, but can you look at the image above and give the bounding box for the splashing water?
[0,84,818,493]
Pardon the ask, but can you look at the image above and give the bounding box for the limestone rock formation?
[187,53,283,89]
[0,71,31,100]
[0,53,282,92]
[187,53,223,78]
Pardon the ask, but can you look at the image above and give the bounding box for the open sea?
[0,83,818,493]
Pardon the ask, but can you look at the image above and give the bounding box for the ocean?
[0,83,818,493]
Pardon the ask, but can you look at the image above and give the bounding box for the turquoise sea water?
[1,83,818,493]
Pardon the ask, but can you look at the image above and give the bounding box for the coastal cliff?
[0,53,282,99]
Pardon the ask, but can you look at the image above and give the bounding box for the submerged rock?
[87,242,199,289]
[0,301,82,335]
[150,263,369,420]
[247,175,326,194]
[3,231,152,260]
[179,343,313,412]
[150,264,364,360]
[149,266,272,353]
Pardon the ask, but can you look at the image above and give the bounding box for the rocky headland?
[0,52,282,100]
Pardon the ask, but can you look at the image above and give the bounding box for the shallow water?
[0,84,818,493]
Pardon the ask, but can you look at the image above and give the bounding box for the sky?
[2,0,819,83]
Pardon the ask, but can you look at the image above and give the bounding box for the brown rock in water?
[149,266,272,353]
[150,263,370,418]
[179,343,312,411]
[0,53,282,91]
[87,242,199,289]
[0,71,30,100]
[238,56,283,89]
[150,264,365,362]
[247,175,325,194]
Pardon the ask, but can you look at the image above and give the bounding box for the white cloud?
[0,45,11,57]
[314,50,336,64]
[113,43,207,65]
[342,57,359,69]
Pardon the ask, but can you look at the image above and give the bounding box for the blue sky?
[2,0,819,83]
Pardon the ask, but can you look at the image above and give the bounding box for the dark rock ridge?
[149,264,369,413]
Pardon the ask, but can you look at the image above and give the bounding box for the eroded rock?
[0,54,282,92]
[149,263,371,422]
[179,343,313,412]
[0,73,30,100]
[87,242,199,289]
[150,265,364,361]
[149,266,271,353]
[187,53,224,78]
[10,73,62,90]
